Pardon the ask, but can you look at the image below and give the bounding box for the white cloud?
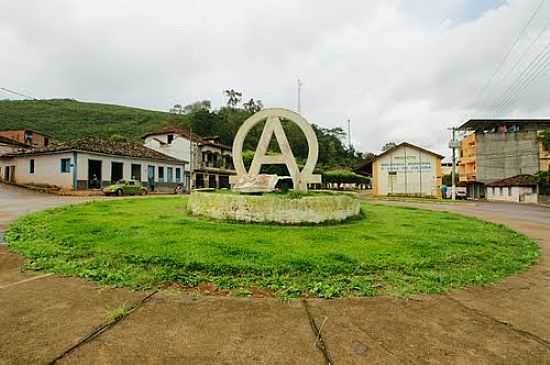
[1,0,550,157]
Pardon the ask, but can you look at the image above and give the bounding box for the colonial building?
[0,137,186,191]
[143,127,235,189]
[457,119,550,199]
[486,175,539,204]
[371,142,443,197]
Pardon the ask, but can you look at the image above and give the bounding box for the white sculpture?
[230,108,321,192]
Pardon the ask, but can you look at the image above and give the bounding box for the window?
[60,158,71,173]
[44,137,49,146]
[158,166,164,181]
[175,168,181,183]
[499,187,503,196]
[29,159,35,174]
[131,164,142,181]
[167,134,174,144]
[508,187,512,196]
[167,167,173,182]
[24,130,33,144]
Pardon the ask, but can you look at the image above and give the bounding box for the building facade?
[0,137,186,191]
[457,119,550,199]
[143,127,235,189]
[372,142,443,197]
[486,175,538,204]
[0,129,49,148]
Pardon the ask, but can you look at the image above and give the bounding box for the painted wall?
[144,134,191,171]
[373,146,442,197]
[76,152,185,190]
[0,153,74,189]
[486,186,538,203]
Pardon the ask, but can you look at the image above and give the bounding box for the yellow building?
[372,142,443,197]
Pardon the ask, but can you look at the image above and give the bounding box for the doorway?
[147,165,155,191]
[208,175,217,188]
[88,160,102,189]
[111,162,123,183]
[196,174,204,188]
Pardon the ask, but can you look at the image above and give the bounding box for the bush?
[322,170,370,185]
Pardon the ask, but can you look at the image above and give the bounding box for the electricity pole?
[297,78,302,113]
[449,127,457,200]
[347,119,352,149]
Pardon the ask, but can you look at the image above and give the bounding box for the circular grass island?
[5,197,539,299]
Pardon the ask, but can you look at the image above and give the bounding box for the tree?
[110,134,128,143]
[539,129,550,151]
[382,142,397,151]
[243,98,263,113]
[224,89,242,108]
[183,100,211,114]
[169,104,183,114]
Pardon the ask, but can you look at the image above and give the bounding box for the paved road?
[0,183,94,232]
[1,186,549,364]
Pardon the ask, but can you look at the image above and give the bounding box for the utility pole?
[347,119,352,149]
[297,78,302,113]
[449,127,458,200]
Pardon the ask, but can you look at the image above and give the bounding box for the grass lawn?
[5,197,540,298]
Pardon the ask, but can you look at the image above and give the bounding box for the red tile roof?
[3,137,184,163]
[486,175,538,187]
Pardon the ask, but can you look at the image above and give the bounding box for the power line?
[0,87,38,100]
[492,40,550,113]
[475,0,547,111]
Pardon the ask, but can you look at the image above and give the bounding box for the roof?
[0,129,51,137]
[143,127,232,150]
[457,119,550,131]
[142,127,203,142]
[486,175,538,187]
[3,137,185,163]
[0,136,30,148]
[374,142,444,160]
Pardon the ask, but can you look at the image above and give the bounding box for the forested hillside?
[0,98,366,169]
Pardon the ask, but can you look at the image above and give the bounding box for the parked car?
[445,187,467,199]
[103,180,147,196]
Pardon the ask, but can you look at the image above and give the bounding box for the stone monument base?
[187,192,361,224]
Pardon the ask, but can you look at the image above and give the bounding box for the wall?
[476,131,539,183]
[144,134,191,172]
[76,152,185,191]
[486,186,538,203]
[373,146,442,197]
[0,130,48,147]
[458,133,476,182]
[0,153,74,189]
[188,192,361,224]
[539,138,550,172]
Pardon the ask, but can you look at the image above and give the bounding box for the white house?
[372,142,443,197]
[486,175,539,204]
[0,137,186,192]
[143,127,234,189]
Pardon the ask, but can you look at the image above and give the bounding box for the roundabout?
[5,197,540,298]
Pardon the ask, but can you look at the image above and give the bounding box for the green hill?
[0,99,187,142]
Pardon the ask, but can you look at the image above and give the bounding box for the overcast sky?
[2,0,550,157]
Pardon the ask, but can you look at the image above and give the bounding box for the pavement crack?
[301,300,334,365]
[447,295,550,351]
[47,289,158,365]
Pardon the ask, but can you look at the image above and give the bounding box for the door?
[147,165,155,192]
[111,162,123,183]
[388,171,397,194]
[208,175,217,188]
[88,160,102,189]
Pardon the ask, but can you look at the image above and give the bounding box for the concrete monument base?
[187,192,361,224]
